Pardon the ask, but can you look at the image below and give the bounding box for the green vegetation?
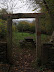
[16,20,53,34]
[16,21,35,33]
[0,9,8,40]
[0,19,7,40]
[41,0,54,33]
[33,0,54,34]
[12,32,50,47]
[12,32,35,47]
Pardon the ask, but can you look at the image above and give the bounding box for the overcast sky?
[0,0,41,22]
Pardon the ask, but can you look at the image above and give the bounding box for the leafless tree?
[0,0,41,14]
[0,0,22,13]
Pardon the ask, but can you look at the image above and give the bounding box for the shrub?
[16,21,35,33]
[0,19,7,39]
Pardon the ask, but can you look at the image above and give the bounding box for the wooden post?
[35,16,41,60]
[7,17,12,63]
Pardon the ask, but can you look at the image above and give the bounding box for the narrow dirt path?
[0,47,37,72]
[0,47,53,72]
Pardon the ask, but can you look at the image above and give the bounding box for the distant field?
[12,32,50,47]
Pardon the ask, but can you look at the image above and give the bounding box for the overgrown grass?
[12,32,36,40]
[12,32,35,47]
[12,32,50,47]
